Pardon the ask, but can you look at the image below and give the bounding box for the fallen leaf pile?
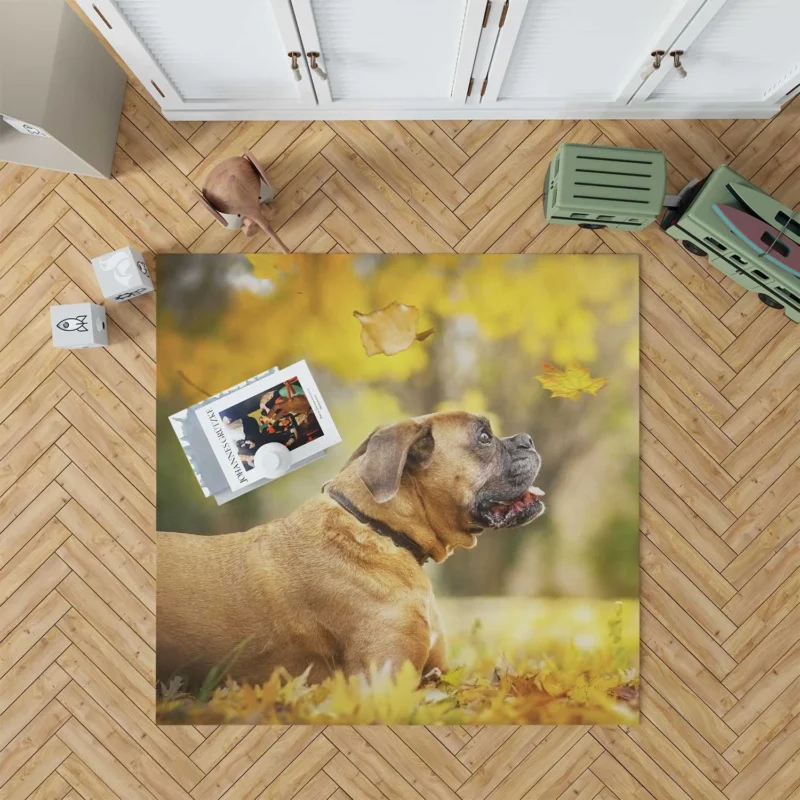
[354,301,435,357]
[535,362,607,400]
[156,600,638,725]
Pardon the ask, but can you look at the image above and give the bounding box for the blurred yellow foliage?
[157,254,638,404]
[436,388,503,433]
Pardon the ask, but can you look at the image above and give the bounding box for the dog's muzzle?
[472,435,545,529]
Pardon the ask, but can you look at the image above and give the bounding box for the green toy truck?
[660,165,800,323]
[543,143,667,232]
[544,143,800,322]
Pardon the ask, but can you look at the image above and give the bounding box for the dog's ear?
[358,420,434,503]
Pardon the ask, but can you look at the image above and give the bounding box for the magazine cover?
[156,253,639,726]
[195,360,341,491]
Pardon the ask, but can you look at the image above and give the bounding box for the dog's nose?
[514,434,534,450]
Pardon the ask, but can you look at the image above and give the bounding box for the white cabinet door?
[75,0,315,113]
[481,0,705,109]
[75,0,795,119]
[635,0,800,108]
[290,0,487,109]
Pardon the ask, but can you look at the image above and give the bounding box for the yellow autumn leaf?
[369,661,428,722]
[318,672,361,719]
[157,599,640,726]
[535,362,607,400]
[353,301,435,357]
[439,666,466,687]
[278,664,313,704]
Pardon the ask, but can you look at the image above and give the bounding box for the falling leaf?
[354,301,435,357]
[535,362,607,400]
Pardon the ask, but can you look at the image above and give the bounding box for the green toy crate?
[661,165,800,323]
[544,143,667,231]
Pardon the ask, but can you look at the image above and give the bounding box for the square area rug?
[155,253,639,725]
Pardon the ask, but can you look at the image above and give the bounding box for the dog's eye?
[478,430,492,445]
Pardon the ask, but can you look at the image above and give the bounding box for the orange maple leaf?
[535,363,607,400]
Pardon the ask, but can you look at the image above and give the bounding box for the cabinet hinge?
[499,0,509,27]
[480,77,488,97]
[467,77,474,97]
[482,0,491,27]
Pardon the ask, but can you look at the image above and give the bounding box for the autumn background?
[156,253,640,725]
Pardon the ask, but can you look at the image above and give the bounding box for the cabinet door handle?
[670,50,687,79]
[307,52,328,81]
[288,51,302,81]
[92,4,113,29]
[640,50,665,81]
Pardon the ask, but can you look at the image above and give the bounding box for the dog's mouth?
[474,485,545,529]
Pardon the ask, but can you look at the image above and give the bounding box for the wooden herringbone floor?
[2,75,800,799]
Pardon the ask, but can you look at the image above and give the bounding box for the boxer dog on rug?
[158,411,545,689]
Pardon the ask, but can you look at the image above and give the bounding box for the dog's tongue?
[515,486,545,507]
[492,486,545,514]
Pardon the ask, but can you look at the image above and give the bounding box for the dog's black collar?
[328,489,429,565]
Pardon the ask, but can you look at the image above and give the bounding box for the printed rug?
[155,253,640,725]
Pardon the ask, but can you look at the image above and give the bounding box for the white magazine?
[194,360,341,492]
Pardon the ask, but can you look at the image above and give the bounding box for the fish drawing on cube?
[51,303,107,349]
[91,246,154,302]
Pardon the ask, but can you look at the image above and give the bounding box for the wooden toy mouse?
[197,149,289,253]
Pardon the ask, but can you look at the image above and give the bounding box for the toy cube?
[51,303,107,349]
[91,246,154,302]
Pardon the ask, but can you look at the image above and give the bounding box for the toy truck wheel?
[543,163,551,203]
[578,223,606,229]
[758,293,784,310]
[682,240,707,257]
